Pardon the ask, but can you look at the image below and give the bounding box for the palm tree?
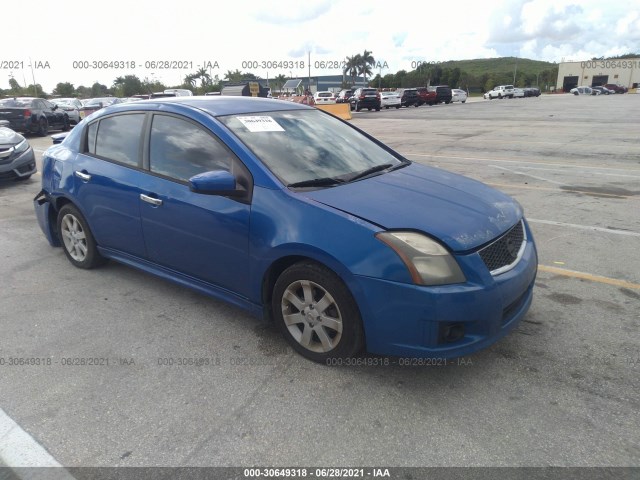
[343,55,360,86]
[358,50,375,86]
[195,67,211,89]
[274,74,287,94]
[184,74,197,88]
[224,69,243,83]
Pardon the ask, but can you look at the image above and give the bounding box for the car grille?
[478,220,525,274]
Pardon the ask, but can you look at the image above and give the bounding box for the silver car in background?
[51,98,82,125]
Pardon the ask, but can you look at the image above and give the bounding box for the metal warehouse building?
[557,58,640,92]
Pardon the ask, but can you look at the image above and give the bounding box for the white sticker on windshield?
[237,116,285,132]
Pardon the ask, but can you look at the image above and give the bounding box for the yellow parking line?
[538,265,640,290]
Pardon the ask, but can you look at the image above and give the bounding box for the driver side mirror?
[189,170,244,197]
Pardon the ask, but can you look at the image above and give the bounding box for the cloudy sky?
[4,0,639,92]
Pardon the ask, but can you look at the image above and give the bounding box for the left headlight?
[14,138,29,154]
[376,231,466,286]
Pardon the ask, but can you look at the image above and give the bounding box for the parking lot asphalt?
[0,94,638,468]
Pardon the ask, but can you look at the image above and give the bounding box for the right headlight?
[13,138,29,154]
[376,231,466,286]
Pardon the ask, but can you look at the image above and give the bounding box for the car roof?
[101,96,312,117]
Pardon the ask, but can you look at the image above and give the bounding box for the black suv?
[350,88,381,111]
[428,85,453,104]
[336,89,353,103]
[399,88,419,107]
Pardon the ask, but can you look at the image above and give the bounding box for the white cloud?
[2,0,638,92]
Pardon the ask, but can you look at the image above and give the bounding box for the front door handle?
[140,194,163,206]
[74,170,91,181]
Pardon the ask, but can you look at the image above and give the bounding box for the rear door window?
[94,114,145,167]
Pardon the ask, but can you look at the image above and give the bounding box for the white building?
[556,58,640,92]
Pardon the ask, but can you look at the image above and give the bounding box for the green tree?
[53,82,75,96]
[112,75,143,97]
[76,85,90,98]
[343,55,359,86]
[91,82,108,97]
[358,50,375,85]
[8,78,23,94]
[195,67,211,90]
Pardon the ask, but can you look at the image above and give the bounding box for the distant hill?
[373,56,559,91]
[436,57,557,78]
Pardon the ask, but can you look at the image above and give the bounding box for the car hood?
[303,162,522,252]
[0,127,24,146]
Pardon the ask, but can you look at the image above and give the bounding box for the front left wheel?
[272,262,364,363]
[57,204,106,269]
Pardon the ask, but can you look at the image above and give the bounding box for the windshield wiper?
[345,163,394,183]
[287,177,345,188]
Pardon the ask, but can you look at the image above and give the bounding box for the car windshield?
[0,98,33,107]
[219,109,406,186]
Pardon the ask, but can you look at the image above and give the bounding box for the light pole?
[513,56,518,85]
[28,58,38,97]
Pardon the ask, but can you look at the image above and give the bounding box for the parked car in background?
[570,86,595,95]
[313,91,337,104]
[429,85,453,104]
[416,87,436,106]
[0,127,36,180]
[79,97,124,118]
[604,84,627,93]
[451,89,468,103]
[513,88,525,98]
[51,98,82,125]
[34,96,537,363]
[522,88,541,97]
[336,89,353,104]
[484,85,515,99]
[0,97,70,135]
[350,88,381,111]
[592,86,612,95]
[380,91,401,109]
[399,88,419,107]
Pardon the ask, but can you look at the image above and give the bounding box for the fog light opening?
[439,323,465,344]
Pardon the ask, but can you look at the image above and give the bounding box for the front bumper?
[353,236,538,359]
[0,145,37,179]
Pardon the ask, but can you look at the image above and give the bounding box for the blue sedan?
[34,97,537,362]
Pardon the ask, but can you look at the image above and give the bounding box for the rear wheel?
[395,105,400,109]
[37,118,48,136]
[272,262,364,363]
[57,204,106,269]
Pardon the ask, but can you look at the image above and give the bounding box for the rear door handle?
[140,194,163,206]
[74,170,91,181]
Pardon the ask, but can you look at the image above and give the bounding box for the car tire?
[37,118,48,136]
[375,107,380,111]
[462,100,466,103]
[272,261,365,363]
[368,108,372,111]
[356,104,361,112]
[395,105,400,109]
[62,115,70,131]
[498,94,502,99]
[385,106,389,109]
[57,204,106,269]
[445,100,451,104]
